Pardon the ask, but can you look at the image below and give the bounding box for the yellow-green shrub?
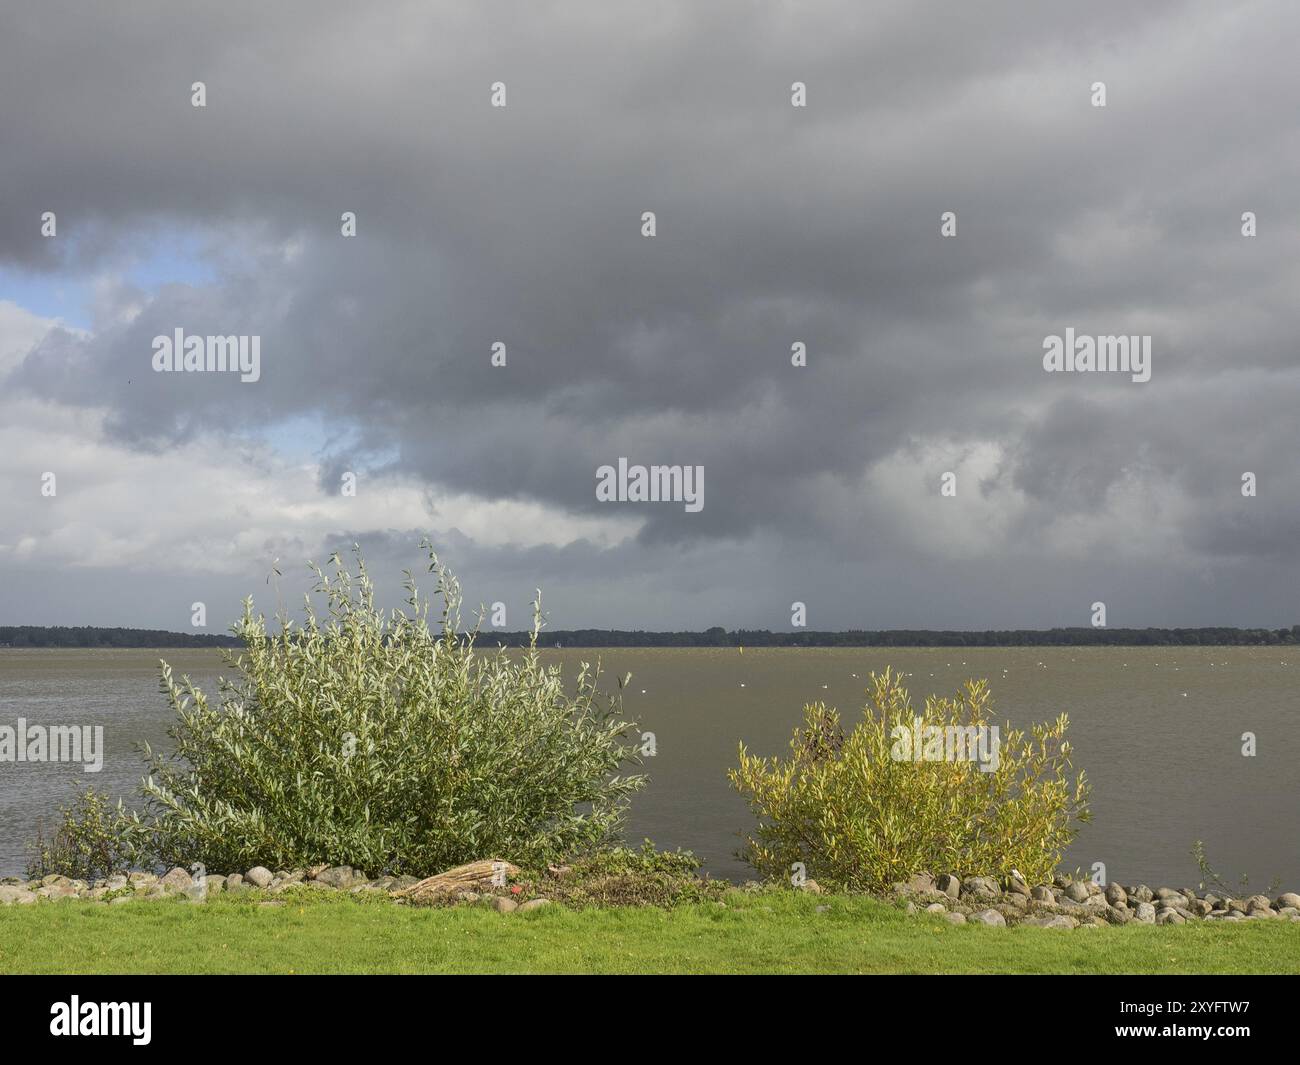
[728,668,1089,891]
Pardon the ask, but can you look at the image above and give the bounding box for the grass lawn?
[4,890,1299,974]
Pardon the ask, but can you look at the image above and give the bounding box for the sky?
[2,0,1299,632]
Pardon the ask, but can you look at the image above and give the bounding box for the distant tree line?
[481,624,1300,648]
[3,624,1299,649]
[0,626,241,648]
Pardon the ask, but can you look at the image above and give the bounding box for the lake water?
[2,646,1296,890]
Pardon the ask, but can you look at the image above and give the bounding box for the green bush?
[25,788,145,881]
[728,668,1090,892]
[126,542,646,875]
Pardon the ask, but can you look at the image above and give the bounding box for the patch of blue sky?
[0,223,220,330]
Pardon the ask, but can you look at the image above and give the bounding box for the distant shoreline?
[2,624,1297,649]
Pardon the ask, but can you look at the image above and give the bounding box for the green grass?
[3,891,1298,974]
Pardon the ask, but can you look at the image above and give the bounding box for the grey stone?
[492,897,518,914]
[1156,909,1186,925]
[1104,882,1127,906]
[925,902,947,914]
[945,912,967,925]
[903,872,935,894]
[313,866,357,889]
[1064,881,1090,903]
[1004,877,1030,897]
[246,866,273,888]
[936,874,961,899]
[160,867,193,893]
[1030,886,1055,904]
[0,886,37,905]
[518,898,551,912]
[1134,902,1157,924]
[1107,905,1133,925]
[961,876,1000,900]
[1276,892,1300,910]
[1024,915,1077,929]
[1130,884,1154,903]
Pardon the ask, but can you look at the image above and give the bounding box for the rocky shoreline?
[0,860,551,912]
[882,871,1300,927]
[5,863,1299,927]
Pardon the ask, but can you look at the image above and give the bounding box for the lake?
[2,646,1296,889]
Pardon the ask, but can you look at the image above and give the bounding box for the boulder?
[0,886,37,905]
[518,898,551,912]
[1129,884,1154,903]
[397,860,521,905]
[945,911,967,925]
[1133,902,1156,924]
[312,866,357,889]
[492,897,518,914]
[903,872,935,895]
[1064,881,1090,903]
[1030,886,1055,904]
[925,902,947,914]
[1107,905,1133,925]
[1156,909,1186,925]
[245,867,273,888]
[936,874,961,899]
[970,908,1006,927]
[1276,892,1300,910]
[1024,915,1077,929]
[1104,882,1127,906]
[160,867,194,893]
[961,876,999,901]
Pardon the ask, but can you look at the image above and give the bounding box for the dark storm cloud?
[3,0,1300,627]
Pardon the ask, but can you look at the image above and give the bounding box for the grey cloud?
[3,1,1300,626]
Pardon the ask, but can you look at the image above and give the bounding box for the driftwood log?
[394,860,520,904]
